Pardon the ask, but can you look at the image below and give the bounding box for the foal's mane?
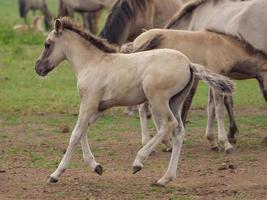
[100,0,150,44]
[59,17,117,53]
[165,0,221,29]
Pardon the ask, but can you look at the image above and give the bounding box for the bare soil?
[0,109,267,200]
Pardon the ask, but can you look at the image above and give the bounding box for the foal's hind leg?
[138,102,151,146]
[206,88,219,151]
[212,89,234,153]
[133,100,178,173]
[224,96,238,144]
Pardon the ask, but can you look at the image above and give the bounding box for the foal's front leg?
[81,112,103,175]
[48,101,100,183]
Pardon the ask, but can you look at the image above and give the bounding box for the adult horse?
[100,0,183,45]
[165,0,267,143]
[126,29,267,151]
[58,0,116,33]
[35,17,233,186]
[19,0,52,30]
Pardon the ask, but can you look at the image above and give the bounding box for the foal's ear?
[54,19,63,34]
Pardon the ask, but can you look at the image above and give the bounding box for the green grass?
[0,0,266,146]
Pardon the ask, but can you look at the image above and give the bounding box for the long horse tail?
[189,63,234,95]
[19,0,27,18]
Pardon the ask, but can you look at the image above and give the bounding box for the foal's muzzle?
[35,59,51,77]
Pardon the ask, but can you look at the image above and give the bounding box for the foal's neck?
[62,31,107,76]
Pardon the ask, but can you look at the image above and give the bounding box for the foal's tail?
[189,63,234,95]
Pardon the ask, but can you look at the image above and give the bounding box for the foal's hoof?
[211,146,219,152]
[94,165,103,176]
[150,181,166,187]
[162,148,172,153]
[228,137,237,145]
[132,166,142,174]
[47,176,58,184]
[225,147,234,154]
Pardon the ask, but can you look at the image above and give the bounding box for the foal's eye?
[45,43,51,48]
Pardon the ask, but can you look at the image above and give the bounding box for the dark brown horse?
[100,0,182,45]
[19,0,52,30]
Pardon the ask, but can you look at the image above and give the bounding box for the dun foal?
[126,29,267,151]
[35,18,233,186]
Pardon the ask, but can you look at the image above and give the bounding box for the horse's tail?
[132,33,163,53]
[190,63,234,95]
[19,0,27,18]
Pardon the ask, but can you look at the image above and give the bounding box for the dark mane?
[100,0,149,44]
[59,17,117,53]
[165,0,217,29]
[208,29,267,59]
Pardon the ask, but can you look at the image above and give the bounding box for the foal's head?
[35,17,117,76]
[35,19,66,76]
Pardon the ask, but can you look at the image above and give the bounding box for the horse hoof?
[150,181,166,187]
[225,147,234,154]
[94,165,103,176]
[132,166,142,174]
[47,176,58,184]
[211,146,219,152]
[162,148,172,153]
[228,137,237,145]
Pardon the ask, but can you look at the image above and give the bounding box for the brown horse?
[164,0,267,143]
[18,0,52,30]
[58,0,116,33]
[127,28,267,149]
[100,0,183,45]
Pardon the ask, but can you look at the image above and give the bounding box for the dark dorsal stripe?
[100,0,148,44]
[59,17,117,53]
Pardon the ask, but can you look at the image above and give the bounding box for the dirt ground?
[0,108,267,200]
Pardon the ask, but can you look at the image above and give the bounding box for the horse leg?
[205,88,219,151]
[81,112,103,175]
[138,102,150,146]
[212,89,234,154]
[181,78,199,123]
[48,101,100,183]
[40,5,52,30]
[224,96,238,144]
[132,99,178,174]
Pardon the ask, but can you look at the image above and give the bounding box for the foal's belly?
[99,87,146,111]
